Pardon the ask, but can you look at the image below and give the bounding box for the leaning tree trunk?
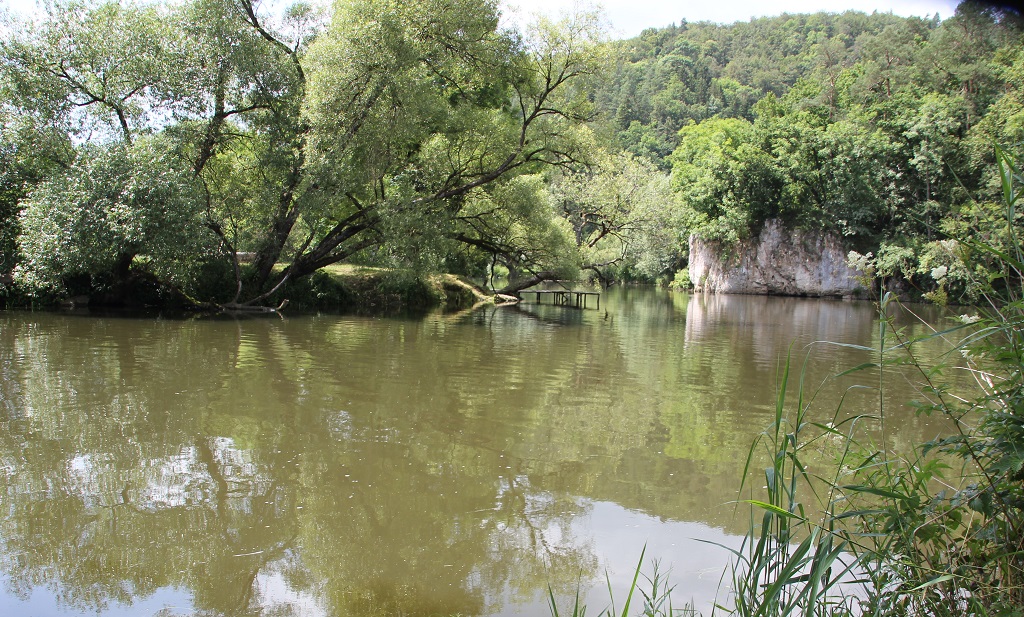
[249,154,305,294]
[497,271,561,297]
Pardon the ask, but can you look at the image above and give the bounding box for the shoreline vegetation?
[1,262,498,315]
[546,150,1024,617]
[3,1,1023,312]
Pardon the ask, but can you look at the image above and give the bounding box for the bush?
[15,138,215,298]
[668,268,693,291]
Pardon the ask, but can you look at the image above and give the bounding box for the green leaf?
[741,500,806,520]
[840,485,910,500]
[909,574,955,591]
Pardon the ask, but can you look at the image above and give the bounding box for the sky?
[0,0,964,39]
[504,0,962,38]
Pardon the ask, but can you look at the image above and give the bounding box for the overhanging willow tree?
[2,0,607,306]
[255,0,606,303]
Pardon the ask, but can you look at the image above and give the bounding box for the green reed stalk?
[708,340,873,617]
[549,545,697,617]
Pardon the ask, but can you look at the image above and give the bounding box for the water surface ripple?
[0,289,964,616]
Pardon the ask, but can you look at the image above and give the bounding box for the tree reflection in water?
[0,291,959,615]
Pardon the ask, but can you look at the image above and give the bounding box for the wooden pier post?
[519,290,601,310]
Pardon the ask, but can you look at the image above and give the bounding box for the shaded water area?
[0,288,969,616]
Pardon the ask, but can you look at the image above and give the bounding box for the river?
[0,288,968,616]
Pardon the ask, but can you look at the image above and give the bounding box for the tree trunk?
[250,158,304,292]
[113,251,135,281]
[250,214,297,292]
[497,271,560,296]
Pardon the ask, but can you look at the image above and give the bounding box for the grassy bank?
[262,264,489,314]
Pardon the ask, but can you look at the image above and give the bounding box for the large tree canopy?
[1,0,612,305]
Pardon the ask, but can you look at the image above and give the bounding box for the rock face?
[688,219,865,297]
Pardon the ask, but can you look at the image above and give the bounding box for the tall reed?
[717,344,862,617]
[548,545,699,617]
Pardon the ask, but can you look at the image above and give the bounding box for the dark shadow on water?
[6,303,449,322]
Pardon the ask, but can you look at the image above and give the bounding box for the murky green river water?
[0,288,968,616]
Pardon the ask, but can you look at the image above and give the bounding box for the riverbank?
[0,264,491,314]
[261,264,489,314]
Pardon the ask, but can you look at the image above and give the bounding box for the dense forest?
[0,0,1022,309]
[595,2,1024,300]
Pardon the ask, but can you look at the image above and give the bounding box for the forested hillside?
[1,0,1022,309]
[595,2,1023,299]
[599,10,943,164]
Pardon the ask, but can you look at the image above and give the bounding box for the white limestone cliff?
[688,219,867,297]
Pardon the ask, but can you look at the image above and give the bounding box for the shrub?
[669,268,693,291]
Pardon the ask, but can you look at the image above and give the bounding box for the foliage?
[720,146,1024,617]
[669,268,692,291]
[610,2,1023,299]
[669,117,779,244]
[551,149,679,283]
[595,10,938,162]
[755,91,895,240]
[3,0,1023,306]
[846,142,1024,303]
[0,98,70,282]
[1,0,607,306]
[0,0,172,143]
[15,137,214,296]
[464,173,581,278]
[264,0,606,299]
[913,145,1024,610]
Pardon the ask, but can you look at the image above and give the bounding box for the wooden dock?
[520,289,600,310]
